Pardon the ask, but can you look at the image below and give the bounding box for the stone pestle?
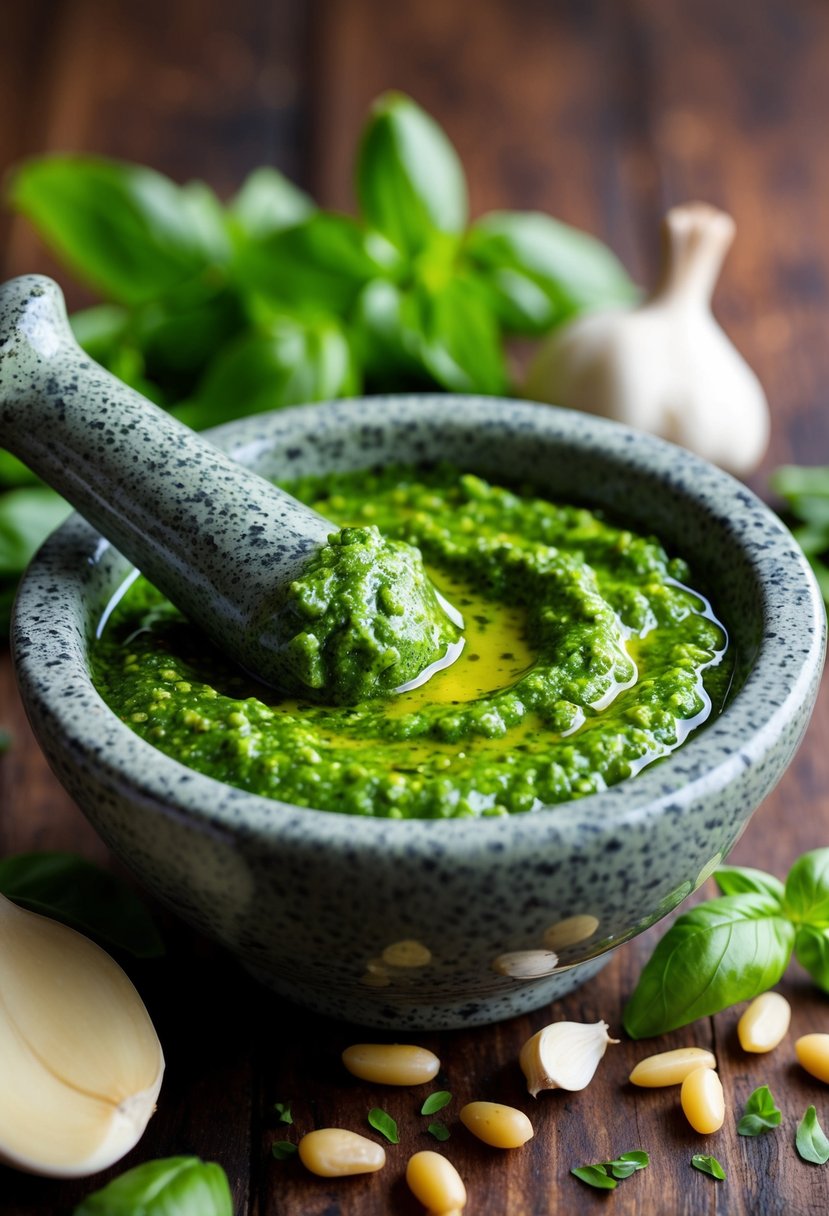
[0,276,459,701]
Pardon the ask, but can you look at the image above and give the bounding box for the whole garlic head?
[0,892,164,1177]
[525,203,770,477]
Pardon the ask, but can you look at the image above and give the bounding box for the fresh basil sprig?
[796,1106,829,1165]
[73,1156,232,1216]
[572,1151,649,1190]
[0,851,163,958]
[624,849,829,1038]
[691,1154,725,1180]
[368,1107,399,1144]
[737,1085,782,1136]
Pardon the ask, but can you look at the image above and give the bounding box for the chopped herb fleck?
[368,1107,399,1144]
[421,1091,452,1116]
[737,1085,781,1136]
[691,1154,725,1180]
[796,1106,829,1164]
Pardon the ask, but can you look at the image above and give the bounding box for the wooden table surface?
[2,1,829,1212]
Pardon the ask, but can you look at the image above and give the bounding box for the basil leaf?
[356,92,467,255]
[273,1101,292,1124]
[465,211,638,335]
[714,865,785,904]
[70,304,131,364]
[0,487,72,576]
[623,895,795,1038]
[421,1091,452,1116]
[0,852,164,958]
[785,848,829,926]
[604,1150,649,1179]
[691,1154,725,1180]
[368,1107,399,1144]
[771,465,829,499]
[427,1121,450,1141]
[407,277,508,395]
[272,1140,297,1161]
[737,1085,782,1136]
[571,1164,617,1190]
[794,924,829,992]
[135,283,245,397]
[177,317,359,430]
[235,212,398,315]
[228,167,315,240]
[796,1105,829,1164]
[74,1156,233,1215]
[0,449,41,488]
[9,156,226,306]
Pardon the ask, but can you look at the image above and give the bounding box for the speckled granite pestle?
[0,275,455,697]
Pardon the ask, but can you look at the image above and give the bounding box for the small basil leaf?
[69,304,131,366]
[571,1164,617,1190]
[771,465,829,499]
[73,1156,233,1216]
[623,895,796,1039]
[272,1140,297,1161]
[714,865,785,904]
[235,212,399,315]
[0,487,72,577]
[356,92,467,254]
[605,1150,649,1179]
[737,1085,782,1136]
[274,1101,293,1124]
[796,1105,829,1164]
[228,167,315,240]
[0,852,164,958]
[465,211,638,333]
[135,283,246,396]
[351,280,427,388]
[9,156,225,306]
[691,1154,725,1180]
[795,924,829,991]
[368,1107,399,1144]
[421,1091,452,1116]
[784,848,829,926]
[791,522,829,558]
[427,1121,451,1141]
[177,317,359,430]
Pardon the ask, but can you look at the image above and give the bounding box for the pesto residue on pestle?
[93,465,735,819]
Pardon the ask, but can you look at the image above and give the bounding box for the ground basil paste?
[94,465,733,819]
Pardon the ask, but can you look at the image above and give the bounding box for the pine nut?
[382,939,432,967]
[298,1128,386,1177]
[796,1033,829,1083]
[342,1043,440,1086]
[629,1046,716,1087]
[459,1101,534,1148]
[542,914,600,951]
[737,992,791,1053]
[406,1150,467,1212]
[680,1067,725,1134]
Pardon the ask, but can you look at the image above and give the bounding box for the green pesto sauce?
[93,465,734,819]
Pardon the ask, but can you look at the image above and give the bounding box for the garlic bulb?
[0,892,164,1177]
[519,1019,618,1097]
[525,202,770,476]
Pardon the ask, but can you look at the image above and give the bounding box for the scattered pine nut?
[406,1150,466,1212]
[298,1128,385,1177]
[737,992,791,1053]
[459,1101,533,1149]
[629,1046,716,1087]
[342,1043,440,1086]
[680,1067,725,1134]
[796,1033,829,1084]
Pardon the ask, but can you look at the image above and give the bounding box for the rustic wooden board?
[1,1,828,1213]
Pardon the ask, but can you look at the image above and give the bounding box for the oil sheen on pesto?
[93,466,734,819]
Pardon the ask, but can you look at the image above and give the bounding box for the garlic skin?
[0,892,164,1178]
[519,1019,618,1097]
[525,203,770,477]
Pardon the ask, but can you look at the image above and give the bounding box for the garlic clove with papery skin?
[0,892,164,1178]
[519,1019,618,1097]
[525,202,770,477]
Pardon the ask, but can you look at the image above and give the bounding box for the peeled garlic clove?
[0,893,164,1178]
[519,1019,618,1097]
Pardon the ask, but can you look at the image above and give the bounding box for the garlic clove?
[519,1019,618,1097]
[0,893,164,1178]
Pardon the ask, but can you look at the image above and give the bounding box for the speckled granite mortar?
[10,392,827,1029]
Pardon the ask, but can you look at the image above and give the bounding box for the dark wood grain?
[2,0,829,1213]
